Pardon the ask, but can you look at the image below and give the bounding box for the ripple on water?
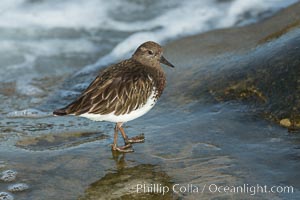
[0,161,5,169]
[7,109,51,118]
[8,183,29,192]
[15,131,108,151]
[0,192,14,200]
[0,170,17,182]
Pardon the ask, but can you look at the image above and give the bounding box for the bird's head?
[132,41,175,69]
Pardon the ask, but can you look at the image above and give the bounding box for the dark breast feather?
[64,60,165,116]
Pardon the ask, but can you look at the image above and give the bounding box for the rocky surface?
[164,3,300,130]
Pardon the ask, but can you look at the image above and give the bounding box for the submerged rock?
[78,164,176,200]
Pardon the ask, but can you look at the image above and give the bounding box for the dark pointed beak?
[160,56,175,68]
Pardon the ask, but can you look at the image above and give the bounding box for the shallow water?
[1,101,300,199]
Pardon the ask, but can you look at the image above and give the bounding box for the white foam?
[0,0,111,28]
[7,108,51,118]
[0,38,99,57]
[8,183,29,192]
[1,0,296,64]
[0,0,296,30]
[220,0,299,27]
[76,0,298,75]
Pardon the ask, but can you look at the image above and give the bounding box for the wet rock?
[280,118,292,127]
[7,183,29,192]
[0,170,17,182]
[0,192,14,200]
[165,3,300,130]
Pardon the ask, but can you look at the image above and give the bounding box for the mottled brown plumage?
[62,59,165,116]
[53,41,175,153]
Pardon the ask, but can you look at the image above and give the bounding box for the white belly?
[79,90,157,123]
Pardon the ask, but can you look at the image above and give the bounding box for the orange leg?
[118,123,145,144]
[111,122,133,153]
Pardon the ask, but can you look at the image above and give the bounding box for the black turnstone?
[53,41,175,152]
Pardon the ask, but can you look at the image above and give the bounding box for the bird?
[53,41,175,153]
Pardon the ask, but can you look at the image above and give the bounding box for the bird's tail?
[53,108,67,116]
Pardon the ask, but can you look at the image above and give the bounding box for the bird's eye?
[148,50,154,55]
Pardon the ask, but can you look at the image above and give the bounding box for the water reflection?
[111,151,127,170]
[78,156,177,200]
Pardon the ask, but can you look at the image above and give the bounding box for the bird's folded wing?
[65,70,154,116]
